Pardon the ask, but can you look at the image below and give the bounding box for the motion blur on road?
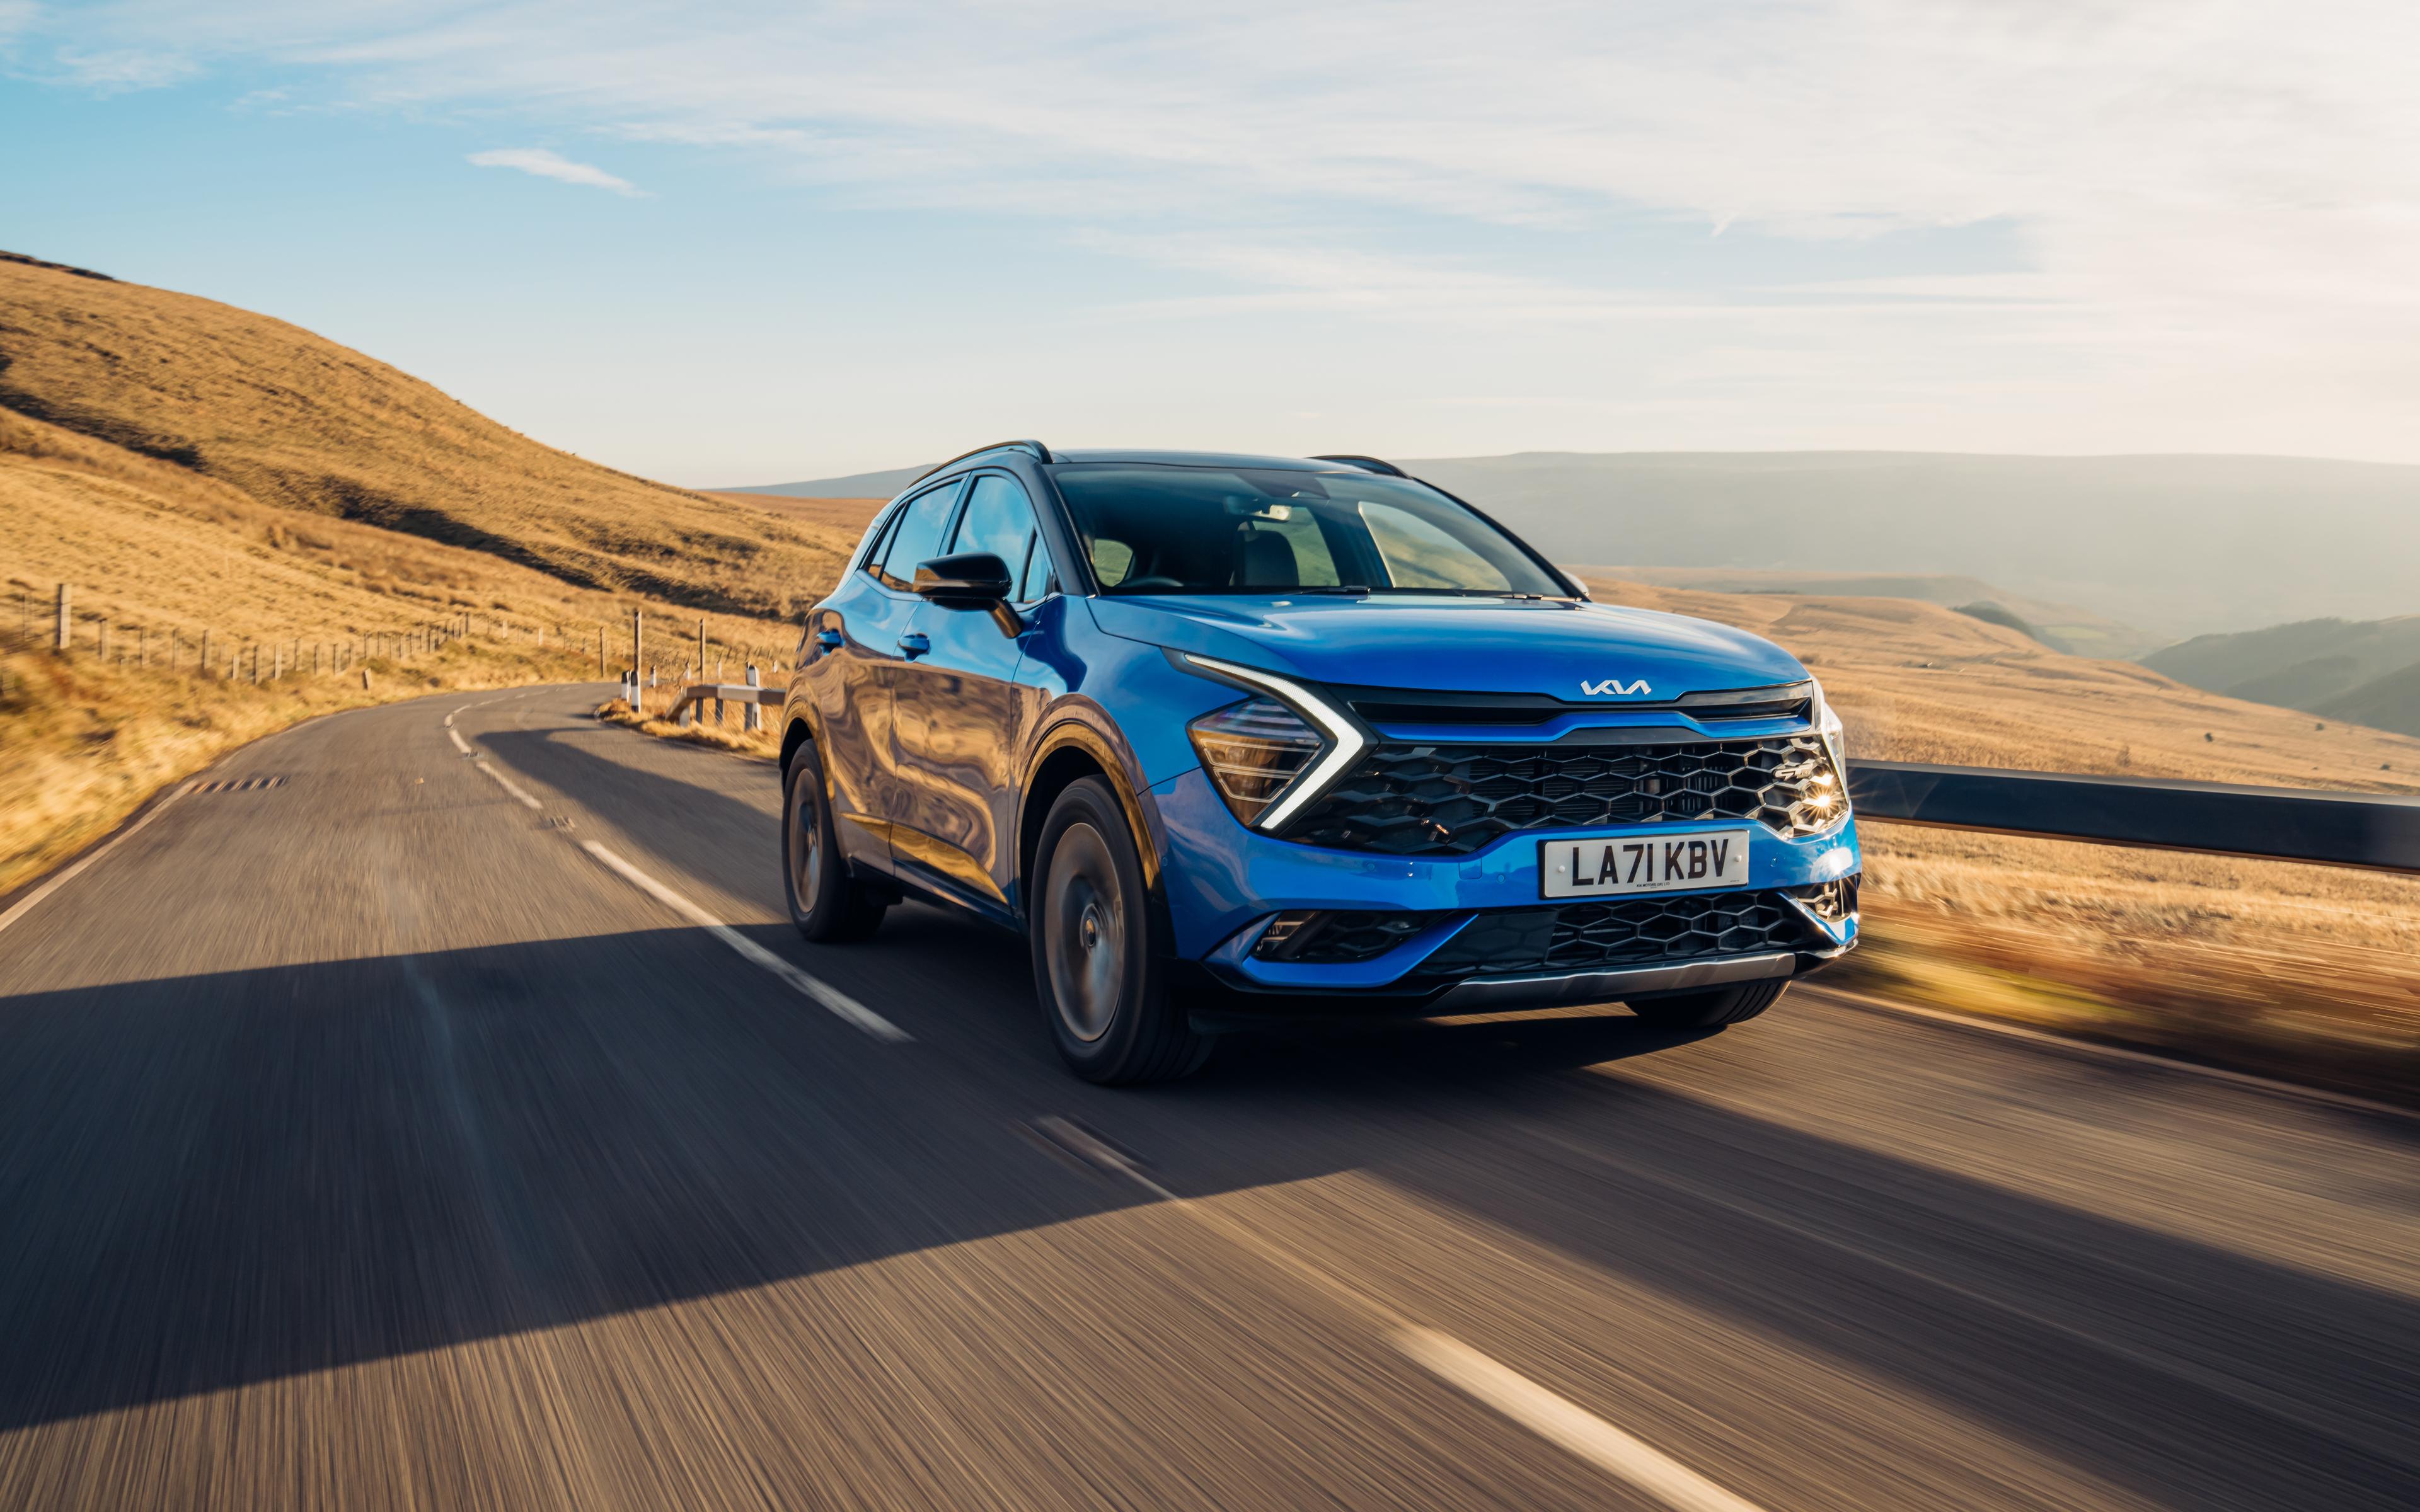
[3,684,2414,1510]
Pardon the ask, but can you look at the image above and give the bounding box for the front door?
[891,471,1049,918]
[819,477,963,869]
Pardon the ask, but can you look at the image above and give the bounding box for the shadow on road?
[1,900,2416,1512]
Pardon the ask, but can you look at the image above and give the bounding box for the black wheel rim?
[788,766,822,917]
[1043,822,1124,1043]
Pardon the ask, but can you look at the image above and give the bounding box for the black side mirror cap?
[912,553,1014,602]
[912,552,1025,636]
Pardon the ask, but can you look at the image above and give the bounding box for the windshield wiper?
[1289,585,1373,595]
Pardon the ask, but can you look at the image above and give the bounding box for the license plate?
[1540,828,1752,899]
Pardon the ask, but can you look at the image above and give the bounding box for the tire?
[783,742,886,942]
[1030,777,1211,1084]
[1625,977,1789,1029]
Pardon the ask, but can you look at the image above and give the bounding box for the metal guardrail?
[1847,759,2420,875]
[623,675,786,732]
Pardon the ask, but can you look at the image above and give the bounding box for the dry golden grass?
[0,265,872,900]
[1580,576,2420,1098]
[0,256,851,619]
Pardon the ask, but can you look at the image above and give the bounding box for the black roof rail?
[915,439,1054,483]
[1309,454,1408,477]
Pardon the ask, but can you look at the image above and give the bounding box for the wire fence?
[2,583,791,697]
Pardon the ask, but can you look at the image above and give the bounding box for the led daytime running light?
[1181,653,1369,832]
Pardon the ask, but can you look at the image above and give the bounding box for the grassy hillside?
[0,398,842,896]
[1,256,870,898]
[0,254,848,619]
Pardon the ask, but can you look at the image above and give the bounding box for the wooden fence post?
[54,583,69,653]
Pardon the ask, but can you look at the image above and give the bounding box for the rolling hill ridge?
[0,253,846,620]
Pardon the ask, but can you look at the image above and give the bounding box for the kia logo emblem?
[1580,679,1652,696]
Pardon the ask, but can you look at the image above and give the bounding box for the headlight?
[1811,679,1847,779]
[1178,653,1369,832]
[1189,697,1321,824]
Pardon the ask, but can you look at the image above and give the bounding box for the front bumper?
[1151,767,1860,1015]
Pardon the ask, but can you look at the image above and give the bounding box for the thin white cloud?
[47,45,196,90]
[468,146,646,197]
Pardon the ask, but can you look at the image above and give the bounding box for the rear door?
[891,471,1046,917]
[817,477,964,869]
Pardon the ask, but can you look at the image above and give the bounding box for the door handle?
[814,629,844,651]
[897,633,930,660]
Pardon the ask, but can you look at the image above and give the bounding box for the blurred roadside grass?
[594,697,781,760]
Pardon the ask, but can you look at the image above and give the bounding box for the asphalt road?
[3,684,2416,1511]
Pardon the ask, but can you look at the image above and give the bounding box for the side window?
[1018,533,1055,600]
[875,479,963,590]
[949,474,1039,591]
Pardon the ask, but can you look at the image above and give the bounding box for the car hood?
[1086,594,1806,700]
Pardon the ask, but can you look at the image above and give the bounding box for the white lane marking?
[446,725,473,756]
[1036,1111,1770,1511]
[578,840,909,1043]
[1396,1329,1769,1512]
[475,762,543,811]
[0,783,193,939]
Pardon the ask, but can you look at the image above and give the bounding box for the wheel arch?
[1019,720,1163,906]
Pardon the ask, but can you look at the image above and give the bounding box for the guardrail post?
[678,663,695,726]
[630,610,642,714]
[744,664,761,733]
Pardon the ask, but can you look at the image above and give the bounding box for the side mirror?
[912,553,1023,636]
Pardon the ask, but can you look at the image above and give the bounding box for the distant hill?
[2144,616,2420,736]
[0,254,849,619]
[1404,451,2420,639]
[2319,661,2420,739]
[1582,566,2155,659]
[716,466,931,500]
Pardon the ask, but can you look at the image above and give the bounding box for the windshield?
[1048,464,1568,597]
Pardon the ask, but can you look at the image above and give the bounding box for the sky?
[3,1,2417,486]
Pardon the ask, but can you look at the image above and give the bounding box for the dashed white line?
[476,762,543,811]
[1396,1329,1768,1512]
[578,839,909,1043]
[0,782,193,939]
[1030,1111,1768,1512]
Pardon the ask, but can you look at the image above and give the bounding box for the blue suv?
[780,443,1858,1082]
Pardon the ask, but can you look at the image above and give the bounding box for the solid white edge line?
[475,762,544,811]
[0,782,193,939]
[446,725,472,755]
[1395,1329,1768,1512]
[577,839,909,1043]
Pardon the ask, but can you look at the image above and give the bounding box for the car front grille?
[1413,890,1821,980]
[1284,735,1843,856]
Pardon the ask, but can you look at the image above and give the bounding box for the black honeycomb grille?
[1287,735,1842,856]
[1416,891,1816,980]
